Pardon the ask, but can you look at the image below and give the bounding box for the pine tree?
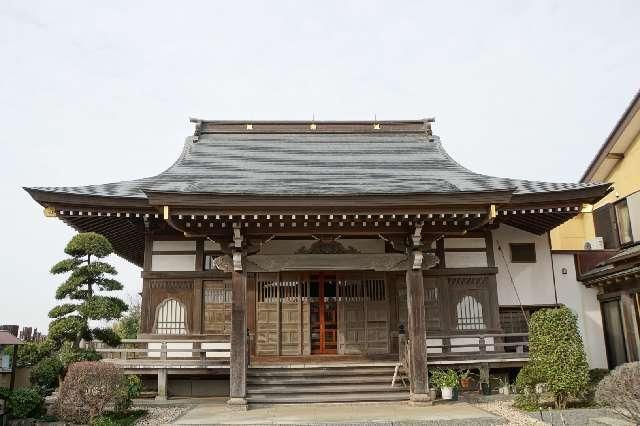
[48,232,127,347]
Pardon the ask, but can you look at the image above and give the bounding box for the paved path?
[173,401,505,425]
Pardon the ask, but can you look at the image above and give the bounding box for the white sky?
[1,1,639,332]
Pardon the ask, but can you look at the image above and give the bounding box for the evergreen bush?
[516,306,590,409]
[30,356,63,390]
[58,341,101,369]
[6,387,44,418]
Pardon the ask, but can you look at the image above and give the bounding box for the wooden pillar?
[228,270,248,409]
[620,293,640,362]
[405,268,431,404]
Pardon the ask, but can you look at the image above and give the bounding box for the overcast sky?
[1,1,639,332]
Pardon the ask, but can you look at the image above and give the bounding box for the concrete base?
[226,397,249,411]
[175,401,500,424]
[409,392,433,406]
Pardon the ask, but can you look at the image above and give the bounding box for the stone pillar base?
[227,397,249,411]
[409,392,433,406]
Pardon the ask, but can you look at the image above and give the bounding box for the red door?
[310,273,337,354]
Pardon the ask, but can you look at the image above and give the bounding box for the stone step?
[247,383,408,395]
[247,391,410,404]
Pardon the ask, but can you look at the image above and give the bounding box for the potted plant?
[459,369,472,390]
[431,369,459,400]
[497,378,510,395]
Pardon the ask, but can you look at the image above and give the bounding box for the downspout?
[548,232,559,304]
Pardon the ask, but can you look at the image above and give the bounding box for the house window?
[510,243,536,263]
[154,299,187,335]
[615,199,633,246]
[456,295,485,330]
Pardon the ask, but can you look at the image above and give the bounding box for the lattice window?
[154,298,187,335]
[204,280,232,303]
[425,287,441,332]
[279,280,299,302]
[257,274,279,303]
[338,278,364,301]
[500,309,529,333]
[456,295,485,330]
[365,277,386,301]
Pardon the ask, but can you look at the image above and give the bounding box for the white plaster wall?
[153,240,197,251]
[444,238,486,249]
[492,225,557,306]
[445,252,488,268]
[552,253,608,369]
[151,254,196,271]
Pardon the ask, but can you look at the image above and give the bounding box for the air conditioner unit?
[584,237,604,250]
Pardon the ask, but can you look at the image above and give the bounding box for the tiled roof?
[26,132,608,199]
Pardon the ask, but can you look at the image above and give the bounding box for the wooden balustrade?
[424,332,529,360]
[93,338,231,363]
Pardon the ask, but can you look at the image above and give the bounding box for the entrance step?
[247,364,409,404]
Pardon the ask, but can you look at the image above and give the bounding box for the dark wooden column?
[405,268,430,404]
[620,293,640,362]
[228,270,248,409]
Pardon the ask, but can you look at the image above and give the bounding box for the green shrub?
[14,340,55,367]
[30,356,63,390]
[6,387,44,418]
[0,386,10,400]
[525,307,590,409]
[515,363,541,393]
[514,392,540,411]
[113,375,142,412]
[58,341,101,369]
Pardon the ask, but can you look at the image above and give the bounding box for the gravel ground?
[523,407,633,425]
[473,400,547,425]
[134,406,191,425]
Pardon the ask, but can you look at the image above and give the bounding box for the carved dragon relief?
[295,239,360,255]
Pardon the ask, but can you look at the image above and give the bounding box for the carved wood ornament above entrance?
[295,239,360,255]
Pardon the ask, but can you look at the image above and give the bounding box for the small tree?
[48,233,127,347]
[520,306,590,408]
[113,297,140,340]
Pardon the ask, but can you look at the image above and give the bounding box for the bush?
[113,375,142,412]
[30,356,63,390]
[56,361,123,423]
[595,362,640,424]
[6,387,44,418]
[58,341,101,369]
[524,307,590,409]
[14,340,55,367]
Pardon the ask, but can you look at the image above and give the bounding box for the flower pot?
[500,385,510,395]
[460,377,473,390]
[441,387,454,400]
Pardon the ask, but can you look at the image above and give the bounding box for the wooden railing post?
[160,341,167,361]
